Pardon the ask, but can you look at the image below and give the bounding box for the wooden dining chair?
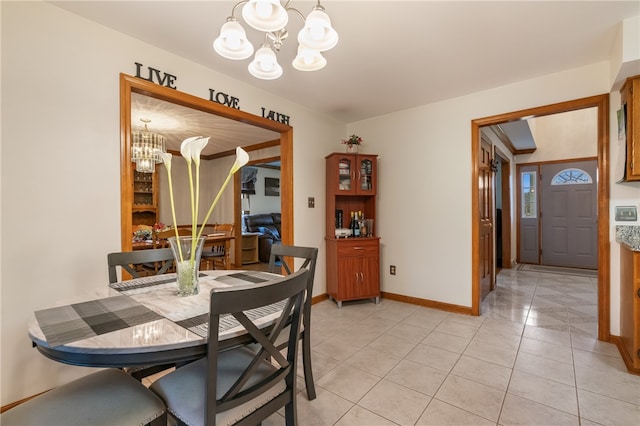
[150,269,309,426]
[0,369,166,426]
[153,227,191,248]
[107,248,175,283]
[201,223,234,270]
[268,244,319,401]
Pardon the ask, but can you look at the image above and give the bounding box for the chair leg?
[301,329,316,400]
[284,398,297,426]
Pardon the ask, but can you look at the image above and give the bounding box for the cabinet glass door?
[338,158,352,192]
[357,155,376,195]
[359,159,373,191]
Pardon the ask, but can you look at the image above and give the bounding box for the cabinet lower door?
[337,256,380,300]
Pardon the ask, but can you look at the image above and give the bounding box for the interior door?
[540,160,597,269]
[479,139,494,299]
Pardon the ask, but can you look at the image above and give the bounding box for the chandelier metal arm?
[229,0,249,19]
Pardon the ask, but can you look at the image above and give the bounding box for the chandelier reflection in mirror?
[213,0,338,80]
[131,119,166,173]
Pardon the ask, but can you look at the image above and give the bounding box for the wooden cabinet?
[241,233,260,265]
[326,153,377,196]
[132,166,158,228]
[619,244,640,373]
[325,152,380,307]
[326,238,380,308]
[620,74,640,181]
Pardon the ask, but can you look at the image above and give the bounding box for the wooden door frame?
[471,94,610,342]
[494,146,511,272]
[120,74,294,256]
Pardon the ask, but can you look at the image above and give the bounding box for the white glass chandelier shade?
[213,18,254,60]
[242,0,288,32]
[297,7,338,51]
[292,45,326,71]
[131,121,166,173]
[248,45,283,79]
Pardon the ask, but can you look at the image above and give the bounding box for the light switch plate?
[615,206,637,221]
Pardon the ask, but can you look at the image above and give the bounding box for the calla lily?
[179,136,202,164]
[155,149,183,260]
[180,136,209,165]
[156,150,173,172]
[230,147,250,174]
[160,138,251,281]
[197,147,251,239]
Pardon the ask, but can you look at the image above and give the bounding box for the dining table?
[132,233,235,269]
[28,270,284,369]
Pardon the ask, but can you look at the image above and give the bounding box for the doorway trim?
[494,146,511,273]
[470,94,610,341]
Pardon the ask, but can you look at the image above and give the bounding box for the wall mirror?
[120,74,293,266]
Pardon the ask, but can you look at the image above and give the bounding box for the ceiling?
[49,1,638,155]
[131,92,280,156]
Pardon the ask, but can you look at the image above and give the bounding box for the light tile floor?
[270,267,640,425]
[149,267,640,425]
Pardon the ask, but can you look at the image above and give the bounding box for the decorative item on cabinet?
[619,74,640,181]
[325,152,380,308]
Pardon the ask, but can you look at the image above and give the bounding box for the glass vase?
[346,144,358,153]
[167,236,205,296]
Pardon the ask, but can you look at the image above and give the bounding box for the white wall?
[517,108,598,164]
[1,1,342,405]
[249,167,281,215]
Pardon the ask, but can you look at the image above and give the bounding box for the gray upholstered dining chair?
[268,244,319,401]
[0,369,166,426]
[107,248,175,283]
[150,268,309,426]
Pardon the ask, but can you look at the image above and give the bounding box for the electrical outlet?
[308,197,315,208]
[390,265,396,275]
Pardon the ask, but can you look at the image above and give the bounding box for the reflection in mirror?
[120,74,293,268]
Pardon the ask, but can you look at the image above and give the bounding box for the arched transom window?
[551,168,593,185]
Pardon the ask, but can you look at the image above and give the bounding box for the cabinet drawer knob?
[353,247,364,250]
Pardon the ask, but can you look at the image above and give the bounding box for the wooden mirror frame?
[120,74,294,257]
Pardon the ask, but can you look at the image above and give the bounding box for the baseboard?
[380,292,474,315]
[311,293,329,305]
[313,292,472,315]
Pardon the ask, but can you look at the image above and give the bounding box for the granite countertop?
[616,225,640,252]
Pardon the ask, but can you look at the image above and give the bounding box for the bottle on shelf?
[353,211,361,237]
[349,211,355,235]
[359,211,367,237]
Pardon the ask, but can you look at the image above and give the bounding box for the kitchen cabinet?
[620,74,640,181]
[619,244,640,373]
[326,238,380,308]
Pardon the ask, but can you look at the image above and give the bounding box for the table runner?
[35,271,282,347]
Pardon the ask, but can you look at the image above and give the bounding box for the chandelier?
[213,0,338,80]
[131,119,166,173]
